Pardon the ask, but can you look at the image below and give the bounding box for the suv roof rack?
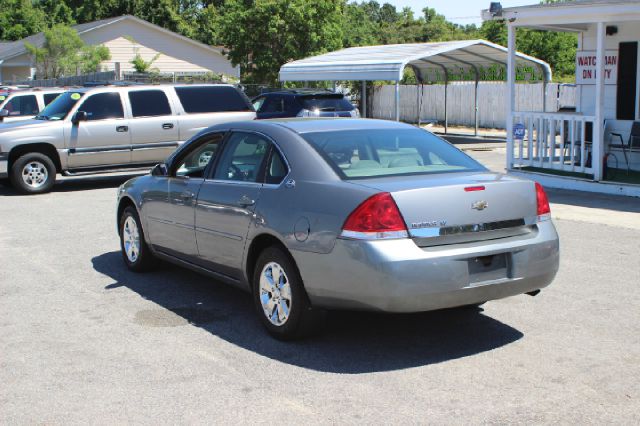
[82,81,146,87]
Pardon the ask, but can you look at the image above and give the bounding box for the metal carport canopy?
[279,39,552,130]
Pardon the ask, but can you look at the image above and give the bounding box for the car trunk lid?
[349,172,538,247]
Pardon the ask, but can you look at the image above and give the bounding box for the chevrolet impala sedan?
[116,119,559,339]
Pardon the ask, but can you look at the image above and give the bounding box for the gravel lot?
[1,147,639,424]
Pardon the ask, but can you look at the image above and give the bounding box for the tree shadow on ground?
[93,251,523,374]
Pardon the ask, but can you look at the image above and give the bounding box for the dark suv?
[252,90,358,119]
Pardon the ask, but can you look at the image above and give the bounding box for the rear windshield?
[301,95,354,111]
[35,91,84,121]
[301,128,484,179]
[175,86,253,114]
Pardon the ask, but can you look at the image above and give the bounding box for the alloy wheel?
[259,262,293,326]
[123,216,141,263]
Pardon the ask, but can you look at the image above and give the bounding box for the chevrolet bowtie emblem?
[471,200,488,211]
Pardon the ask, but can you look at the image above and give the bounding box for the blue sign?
[513,123,526,140]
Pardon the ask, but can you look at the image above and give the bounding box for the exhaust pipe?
[526,289,541,297]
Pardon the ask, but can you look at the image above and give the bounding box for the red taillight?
[464,185,485,192]
[535,182,551,219]
[341,192,408,239]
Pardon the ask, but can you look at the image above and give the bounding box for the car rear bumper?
[0,153,8,178]
[292,221,559,312]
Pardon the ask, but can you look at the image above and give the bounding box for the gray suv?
[0,84,255,194]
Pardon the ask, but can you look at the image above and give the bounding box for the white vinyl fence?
[370,82,576,129]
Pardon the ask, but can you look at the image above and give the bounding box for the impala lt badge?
[472,200,489,211]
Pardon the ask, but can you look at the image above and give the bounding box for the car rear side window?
[128,90,172,117]
[175,86,252,114]
[261,96,285,113]
[265,149,288,184]
[79,92,124,121]
[43,93,61,106]
[301,128,484,179]
[4,95,38,116]
[302,96,354,111]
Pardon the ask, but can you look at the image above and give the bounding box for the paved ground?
[1,148,639,423]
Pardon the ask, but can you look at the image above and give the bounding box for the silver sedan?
[116,119,559,339]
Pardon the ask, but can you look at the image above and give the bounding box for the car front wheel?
[252,246,325,340]
[119,206,156,272]
[10,153,56,194]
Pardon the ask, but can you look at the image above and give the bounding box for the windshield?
[0,93,8,108]
[301,128,485,179]
[35,91,84,121]
[301,96,354,111]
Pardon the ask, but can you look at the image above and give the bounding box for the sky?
[384,0,538,26]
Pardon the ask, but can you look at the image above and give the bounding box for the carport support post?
[361,80,367,118]
[506,24,516,171]
[444,77,448,134]
[395,81,400,121]
[474,67,479,137]
[593,22,605,182]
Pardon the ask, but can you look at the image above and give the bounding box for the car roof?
[5,88,65,94]
[253,118,416,134]
[66,83,237,95]
[263,89,343,97]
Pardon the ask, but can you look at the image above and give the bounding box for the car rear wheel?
[10,153,56,194]
[252,246,325,340]
[119,206,156,272]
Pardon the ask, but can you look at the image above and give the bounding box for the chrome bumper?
[0,153,8,178]
[293,221,560,312]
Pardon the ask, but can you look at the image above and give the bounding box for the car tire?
[0,178,11,187]
[119,206,156,272]
[9,152,56,194]
[252,246,325,340]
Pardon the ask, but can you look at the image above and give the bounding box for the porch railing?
[510,112,596,175]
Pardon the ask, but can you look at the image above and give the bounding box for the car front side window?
[78,92,124,121]
[173,133,225,178]
[4,95,38,116]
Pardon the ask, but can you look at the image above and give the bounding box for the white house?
[0,15,239,82]
[482,0,640,197]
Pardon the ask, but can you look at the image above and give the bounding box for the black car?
[252,90,359,119]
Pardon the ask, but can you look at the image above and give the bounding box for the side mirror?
[0,109,8,121]
[151,163,168,176]
[72,110,87,125]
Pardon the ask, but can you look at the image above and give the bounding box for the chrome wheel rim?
[259,262,292,326]
[21,161,48,189]
[122,216,140,263]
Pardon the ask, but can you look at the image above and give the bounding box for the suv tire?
[10,152,56,194]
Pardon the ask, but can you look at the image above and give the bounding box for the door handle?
[162,123,174,130]
[237,195,255,207]
[116,125,128,132]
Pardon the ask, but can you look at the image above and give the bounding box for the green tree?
[0,0,47,40]
[130,52,161,73]
[80,45,111,73]
[25,24,111,78]
[217,0,344,84]
[480,20,577,81]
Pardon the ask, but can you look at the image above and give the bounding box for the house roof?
[279,39,551,82]
[0,15,224,61]
[481,0,640,31]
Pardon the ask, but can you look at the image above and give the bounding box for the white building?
[0,15,239,82]
[482,0,640,197]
